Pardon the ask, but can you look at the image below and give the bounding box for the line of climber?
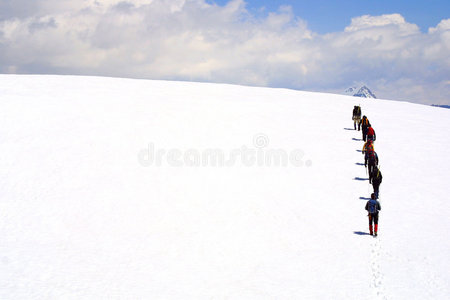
[352,105,382,237]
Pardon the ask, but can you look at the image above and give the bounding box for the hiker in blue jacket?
[365,193,381,236]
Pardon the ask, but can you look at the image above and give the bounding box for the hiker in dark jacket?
[367,126,376,142]
[371,166,382,199]
[365,150,379,184]
[359,116,371,141]
[352,106,362,130]
[365,193,381,236]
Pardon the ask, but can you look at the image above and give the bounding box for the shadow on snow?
[343,128,355,131]
[354,177,369,181]
[355,162,365,166]
[353,231,371,236]
[352,138,363,141]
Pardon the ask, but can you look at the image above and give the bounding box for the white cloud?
[344,14,419,33]
[0,0,449,104]
[429,19,450,33]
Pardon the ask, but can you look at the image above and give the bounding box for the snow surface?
[1,75,449,299]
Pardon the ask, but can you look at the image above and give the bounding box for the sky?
[0,0,449,104]
[209,0,450,34]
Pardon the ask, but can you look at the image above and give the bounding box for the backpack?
[372,166,380,178]
[368,199,378,214]
[368,150,377,164]
[374,168,382,184]
[353,106,360,118]
[373,166,378,175]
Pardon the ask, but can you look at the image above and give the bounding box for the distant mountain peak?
[345,85,377,99]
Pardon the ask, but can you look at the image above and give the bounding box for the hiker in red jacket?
[367,126,376,142]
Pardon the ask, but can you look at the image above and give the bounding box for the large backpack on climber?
[367,199,378,214]
[353,106,361,119]
[372,166,383,184]
[368,150,377,165]
[361,116,370,126]
[362,140,374,154]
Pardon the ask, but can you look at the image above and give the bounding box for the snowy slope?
[0,75,449,299]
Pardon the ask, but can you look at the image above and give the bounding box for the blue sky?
[0,0,448,104]
[209,0,449,33]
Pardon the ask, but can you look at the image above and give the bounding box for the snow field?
[0,75,449,299]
